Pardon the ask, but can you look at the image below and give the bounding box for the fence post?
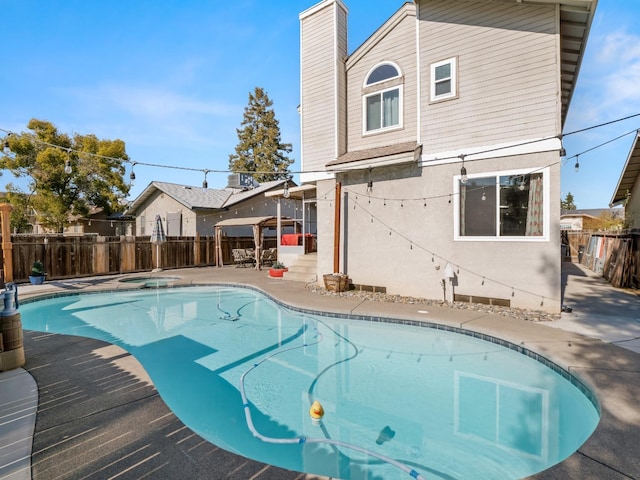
[194,233,201,266]
[0,204,14,283]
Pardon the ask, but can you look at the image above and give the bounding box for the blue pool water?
[20,286,599,480]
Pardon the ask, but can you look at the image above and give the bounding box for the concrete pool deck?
[1,262,639,480]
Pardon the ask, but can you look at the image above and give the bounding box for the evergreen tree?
[228,87,293,183]
[0,119,130,233]
[561,192,576,211]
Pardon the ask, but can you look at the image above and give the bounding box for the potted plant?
[269,261,288,278]
[29,260,46,285]
[323,272,349,292]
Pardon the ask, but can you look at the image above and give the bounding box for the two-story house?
[298,0,597,312]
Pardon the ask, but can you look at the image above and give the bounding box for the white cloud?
[56,82,242,150]
[589,30,640,109]
[79,83,238,120]
[596,31,640,65]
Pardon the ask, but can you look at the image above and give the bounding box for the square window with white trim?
[454,168,548,240]
[430,57,457,102]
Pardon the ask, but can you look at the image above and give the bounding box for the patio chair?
[261,247,277,266]
[232,249,255,267]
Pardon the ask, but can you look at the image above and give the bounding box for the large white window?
[430,57,457,102]
[454,168,548,240]
[363,62,402,133]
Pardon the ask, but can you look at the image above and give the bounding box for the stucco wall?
[317,151,561,312]
[135,193,196,237]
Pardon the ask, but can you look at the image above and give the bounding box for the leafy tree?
[0,119,130,233]
[561,192,576,211]
[0,186,34,233]
[583,210,625,231]
[228,87,293,183]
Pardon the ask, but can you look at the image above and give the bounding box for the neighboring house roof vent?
[227,173,256,189]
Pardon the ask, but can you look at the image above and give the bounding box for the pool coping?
[9,266,640,480]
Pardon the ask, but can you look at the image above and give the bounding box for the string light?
[459,154,468,184]
[574,154,580,173]
[346,193,560,304]
[2,113,633,306]
[366,167,373,194]
[64,149,72,174]
[202,169,209,189]
[130,162,136,185]
[1,114,638,185]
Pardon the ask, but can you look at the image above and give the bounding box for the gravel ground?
[306,284,561,322]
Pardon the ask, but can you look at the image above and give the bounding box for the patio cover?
[214,216,299,268]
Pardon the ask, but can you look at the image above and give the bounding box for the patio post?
[333,182,341,273]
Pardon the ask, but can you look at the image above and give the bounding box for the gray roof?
[561,208,624,218]
[222,180,288,207]
[126,179,288,215]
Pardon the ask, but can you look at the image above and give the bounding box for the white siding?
[346,8,418,151]
[300,1,348,172]
[419,0,560,153]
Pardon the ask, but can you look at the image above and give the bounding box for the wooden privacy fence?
[1,234,274,283]
[566,231,640,288]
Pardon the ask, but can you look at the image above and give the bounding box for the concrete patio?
[1,262,639,479]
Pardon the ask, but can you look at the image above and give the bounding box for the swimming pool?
[20,286,599,480]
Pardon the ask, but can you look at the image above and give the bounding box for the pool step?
[282,253,317,283]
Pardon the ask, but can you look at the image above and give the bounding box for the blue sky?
[1,0,639,209]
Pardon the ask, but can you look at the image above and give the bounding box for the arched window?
[363,62,403,133]
[366,64,399,85]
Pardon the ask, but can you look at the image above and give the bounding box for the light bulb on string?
[64,149,73,174]
[129,162,136,185]
[202,169,209,189]
[574,155,580,173]
[459,154,468,184]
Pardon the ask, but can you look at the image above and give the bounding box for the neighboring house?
[63,208,133,236]
[0,191,128,235]
[296,0,597,312]
[611,131,640,228]
[560,208,624,231]
[125,177,304,238]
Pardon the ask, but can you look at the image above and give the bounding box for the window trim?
[362,84,404,135]
[453,167,550,242]
[430,57,458,102]
[363,61,402,88]
[362,61,404,135]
